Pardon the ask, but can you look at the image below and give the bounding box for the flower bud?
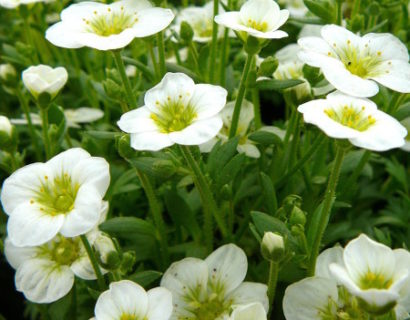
[0,115,16,151]
[22,65,68,102]
[117,134,135,159]
[120,251,137,274]
[289,207,306,226]
[180,21,194,43]
[0,115,13,137]
[261,232,285,262]
[0,64,17,84]
[152,159,177,178]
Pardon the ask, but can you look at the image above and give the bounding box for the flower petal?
[190,84,227,119]
[230,303,267,320]
[315,246,344,279]
[371,60,410,94]
[130,131,174,151]
[4,237,37,269]
[117,106,158,133]
[131,8,175,38]
[146,287,173,320]
[229,282,268,312]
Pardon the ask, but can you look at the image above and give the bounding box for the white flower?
[278,0,308,18]
[94,280,173,320]
[298,91,407,151]
[0,0,54,9]
[11,108,104,128]
[4,205,114,304]
[0,115,13,137]
[117,72,227,151]
[175,2,225,43]
[1,148,110,247]
[22,65,68,100]
[298,24,410,98]
[46,0,175,51]
[329,234,410,314]
[161,244,268,320]
[125,65,138,78]
[199,100,260,158]
[229,303,267,320]
[214,0,289,40]
[400,117,410,152]
[0,63,16,81]
[283,277,340,319]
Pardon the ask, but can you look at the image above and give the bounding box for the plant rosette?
[1,148,110,247]
[4,203,115,304]
[117,72,227,151]
[297,91,407,151]
[199,99,260,158]
[45,0,175,51]
[214,0,289,42]
[160,243,268,320]
[92,280,173,320]
[298,24,410,98]
[22,65,68,104]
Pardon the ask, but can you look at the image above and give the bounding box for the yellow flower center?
[120,314,146,320]
[324,105,376,132]
[150,96,197,133]
[359,272,393,290]
[34,173,80,216]
[193,19,213,38]
[38,236,81,266]
[84,7,138,37]
[246,18,268,32]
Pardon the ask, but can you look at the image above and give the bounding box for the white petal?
[131,8,175,38]
[321,59,379,97]
[190,84,227,119]
[199,138,218,153]
[16,258,74,303]
[117,107,158,133]
[71,155,110,197]
[205,244,248,295]
[283,277,338,320]
[47,148,91,176]
[321,24,361,49]
[315,246,344,279]
[297,36,334,67]
[130,131,174,151]
[371,60,410,94]
[59,185,103,237]
[168,116,223,145]
[214,12,242,31]
[237,143,260,158]
[230,303,267,320]
[7,203,65,247]
[76,29,137,51]
[146,287,173,320]
[247,29,288,39]
[343,234,395,282]
[362,33,409,62]
[64,108,104,124]
[145,73,195,114]
[4,237,37,269]
[71,255,100,280]
[229,282,269,312]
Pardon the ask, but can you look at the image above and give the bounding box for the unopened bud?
[152,159,176,178]
[261,232,285,262]
[0,115,15,150]
[289,207,306,226]
[0,64,17,84]
[117,134,135,159]
[180,21,194,43]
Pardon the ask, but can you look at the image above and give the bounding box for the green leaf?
[48,291,72,320]
[260,172,278,215]
[99,217,156,238]
[248,130,283,146]
[216,153,246,187]
[84,131,118,140]
[303,0,335,23]
[207,137,239,179]
[251,211,290,236]
[393,101,410,121]
[127,270,162,287]
[256,79,304,91]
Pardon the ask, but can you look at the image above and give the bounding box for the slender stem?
[15,89,42,160]
[283,105,297,145]
[136,170,169,269]
[267,261,279,317]
[22,18,39,64]
[208,0,219,83]
[148,42,160,81]
[179,145,228,251]
[352,0,361,17]
[336,0,343,26]
[252,88,262,129]
[188,42,200,75]
[80,235,106,291]
[9,152,18,172]
[156,31,166,78]
[307,146,346,276]
[219,28,230,86]
[339,150,371,195]
[287,113,301,169]
[229,53,255,138]
[112,50,135,111]
[40,108,52,160]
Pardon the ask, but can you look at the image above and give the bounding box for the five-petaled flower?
[117,72,228,151]
[298,24,410,98]
[46,0,175,50]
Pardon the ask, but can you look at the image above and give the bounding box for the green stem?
[229,53,255,138]
[188,41,200,75]
[40,108,52,160]
[219,28,230,86]
[287,113,301,169]
[156,31,167,78]
[179,145,228,251]
[80,235,106,291]
[15,89,42,160]
[112,50,135,112]
[22,18,39,64]
[336,0,343,26]
[136,170,169,269]
[9,152,18,172]
[148,42,160,81]
[208,0,219,83]
[252,88,262,129]
[267,261,279,316]
[352,0,361,17]
[307,145,346,276]
[387,93,407,114]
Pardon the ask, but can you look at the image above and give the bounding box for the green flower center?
[195,296,227,320]
[120,314,146,320]
[38,236,81,266]
[84,7,138,37]
[329,41,385,78]
[150,97,197,133]
[34,173,80,216]
[245,18,268,32]
[359,272,393,290]
[324,105,376,132]
[193,20,213,38]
